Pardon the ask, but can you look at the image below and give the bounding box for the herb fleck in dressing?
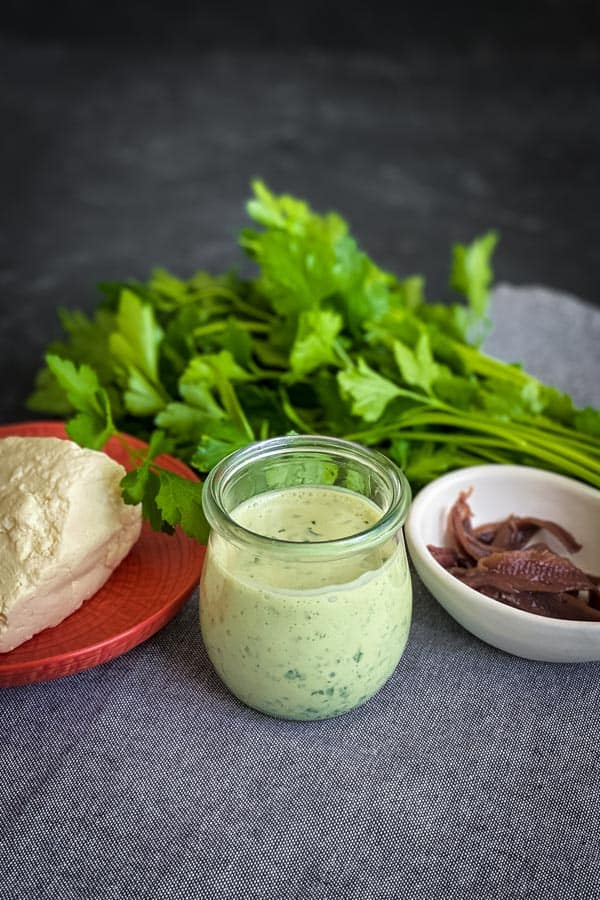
[200,486,412,719]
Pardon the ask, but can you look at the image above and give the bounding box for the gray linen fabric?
[487,285,600,408]
[1,287,599,900]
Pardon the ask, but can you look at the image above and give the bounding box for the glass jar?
[200,435,412,720]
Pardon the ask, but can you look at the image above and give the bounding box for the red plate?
[0,421,206,687]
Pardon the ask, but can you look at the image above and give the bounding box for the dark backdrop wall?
[0,1,598,420]
[2,0,600,51]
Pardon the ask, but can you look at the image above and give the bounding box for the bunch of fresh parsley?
[28,181,600,541]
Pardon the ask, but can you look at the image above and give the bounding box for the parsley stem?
[387,428,600,480]
[527,415,600,450]
[114,431,146,468]
[229,296,275,322]
[279,388,313,433]
[193,320,271,338]
[348,408,600,485]
[333,340,353,368]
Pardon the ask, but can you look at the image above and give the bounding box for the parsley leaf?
[451,231,498,317]
[154,469,208,543]
[46,355,115,449]
[120,430,170,504]
[109,290,168,415]
[393,334,440,395]
[450,231,498,344]
[191,421,252,470]
[338,359,403,423]
[119,429,208,540]
[289,309,343,378]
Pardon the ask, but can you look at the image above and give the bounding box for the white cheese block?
[0,436,142,653]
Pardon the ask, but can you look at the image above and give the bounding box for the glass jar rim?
[201,434,412,560]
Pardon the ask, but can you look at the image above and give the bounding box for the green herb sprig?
[29,182,600,540]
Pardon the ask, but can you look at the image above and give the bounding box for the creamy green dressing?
[200,485,412,720]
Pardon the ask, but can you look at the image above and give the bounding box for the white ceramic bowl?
[405,465,600,662]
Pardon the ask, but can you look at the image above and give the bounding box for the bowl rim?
[405,464,600,631]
